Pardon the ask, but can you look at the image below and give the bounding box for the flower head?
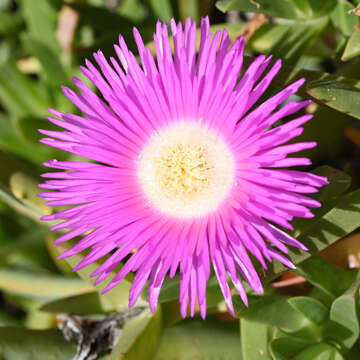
[39,17,328,318]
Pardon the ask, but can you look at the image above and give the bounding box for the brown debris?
[319,232,360,269]
[272,274,307,288]
[349,4,360,17]
[236,13,269,42]
[56,5,79,54]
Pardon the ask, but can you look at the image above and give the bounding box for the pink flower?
[39,17,328,318]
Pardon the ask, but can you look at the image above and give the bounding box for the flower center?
[137,122,234,218]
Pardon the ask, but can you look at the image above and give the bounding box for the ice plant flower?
[39,17,328,318]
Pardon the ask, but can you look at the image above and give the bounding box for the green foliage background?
[1,0,360,359]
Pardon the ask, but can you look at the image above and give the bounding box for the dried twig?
[235,13,269,42]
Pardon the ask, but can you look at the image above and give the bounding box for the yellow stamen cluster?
[137,122,234,218]
[156,143,214,199]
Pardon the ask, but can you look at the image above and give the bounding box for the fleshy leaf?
[40,292,109,315]
[19,0,60,54]
[342,30,360,61]
[307,80,360,120]
[324,293,360,352]
[268,19,327,65]
[155,316,241,360]
[234,295,309,333]
[57,243,134,312]
[22,35,68,89]
[291,166,351,238]
[109,307,163,360]
[0,269,92,300]
[330,0,359,37]
[148,0,174,22]
[263,189,360,280]
[271,339,344,360]
[216,0,302,19]
[0,327,76,360]
[295,255,359,298]
[241,319,272,360]
[178,0,199,22]
[0,61,49,117]
[287,296,329,325]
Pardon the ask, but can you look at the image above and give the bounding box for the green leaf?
[0,61,49,117]
[271,339,344,360]
[118,0,148,23]
[109,307,163,360]
[22,35,68,88]
[16,116,60,145]
[324,293,360,352]
[148,0,174,22]
[248,23,290,54]
[161,299,183,327]
[0,11,23,35]
[0,183,43,224]
[310,167,351,214]
[249,21,328,66]
[330,0,359,37]
[305,0,338,17]
[25,302,55,330]
[217,0,336,19]
[0,310,22,327]
[0,0,10,11]
[346,342,360,359]
[3,169,55,228]
[287,296,329,325]
[291,166,351,238]
[216,0,301,19]
[155,316,241,360]
[9,172,50,215]
[40,291,109,315]
[297,105,353,162]
[0,227,48,262]
[0,115,55,164]
[263,189,360,280]
[295,256,359,298]
[293,343,344,359]
[247,56,360,99]
[291,0,312,16]
[44,234,73,275]
[234,295,308,333]
[69,3,136,32]
[57,243,134,312]
[342,30,360,61]
[0,269,92,300]
[19,0,60,54]
[210,23,247,42]
[0,327,76,360]
[178,0,199,22]
[241,319,272,359]
[270,337,315,360]
[307,80,360,120]
[205,276,225,308]
[268,19,328,66]
[0,152,49,223]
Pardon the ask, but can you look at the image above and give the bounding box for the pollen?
[137,122,234,218]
